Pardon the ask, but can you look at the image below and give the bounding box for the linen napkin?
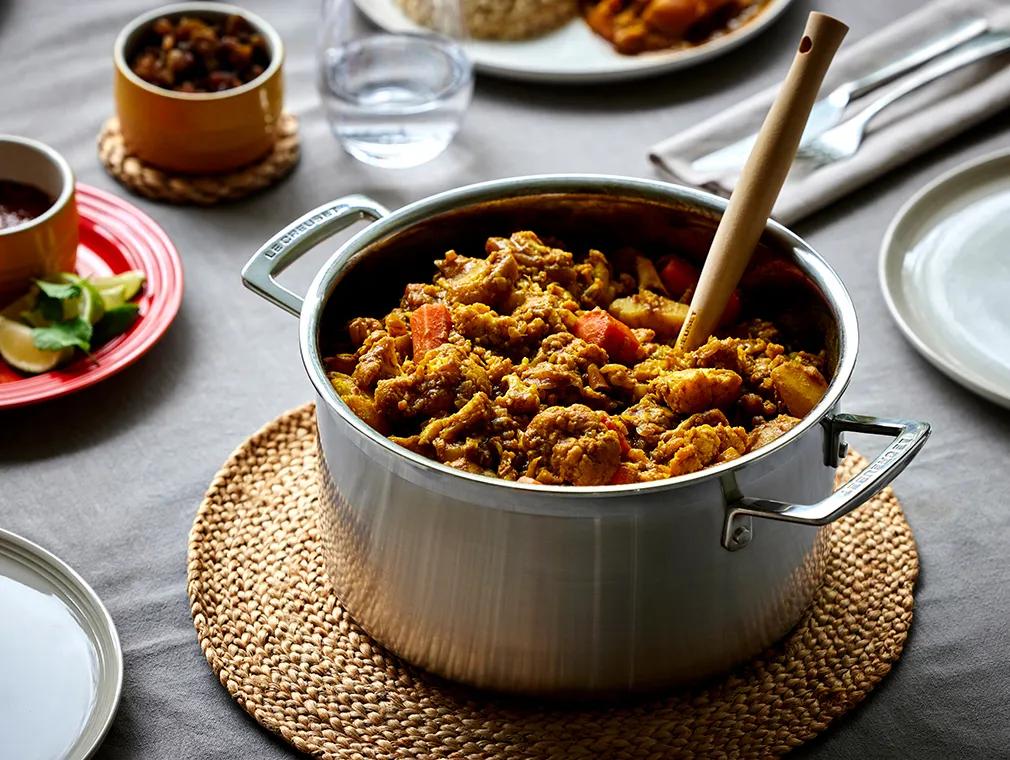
[649,0,1010,225]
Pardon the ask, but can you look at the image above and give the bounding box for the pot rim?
[299,174,858,498]
[113,2,284,102]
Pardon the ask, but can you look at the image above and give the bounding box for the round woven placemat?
[97,113,299,205]
[187,404,918,759]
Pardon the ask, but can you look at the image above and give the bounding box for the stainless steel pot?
[243,175,929,696]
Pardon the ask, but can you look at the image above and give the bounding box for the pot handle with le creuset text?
[722,414,930,551]
[241,195,391,317]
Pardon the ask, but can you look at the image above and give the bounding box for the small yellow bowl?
[0,136,78,301]
[113,2,284,175]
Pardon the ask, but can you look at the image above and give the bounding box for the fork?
[800,31,1010,167]
[688,19,989,179]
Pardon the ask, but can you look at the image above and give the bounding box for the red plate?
[0,184,183,408]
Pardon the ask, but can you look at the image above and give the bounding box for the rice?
[397,0,578,40]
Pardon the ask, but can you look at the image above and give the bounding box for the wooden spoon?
[675,12,848,353]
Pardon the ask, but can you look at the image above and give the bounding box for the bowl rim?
[0,135,75,238]
[300,174,859,497]
[113,1,284,102]
[0,527,123,760]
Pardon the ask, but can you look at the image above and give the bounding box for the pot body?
[315,392,834,694]
[242,175,929,695]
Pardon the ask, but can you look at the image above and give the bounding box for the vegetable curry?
[325,231,829,486]
[583,0,767,56]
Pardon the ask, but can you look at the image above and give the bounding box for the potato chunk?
[608,291,688,337]
[652,368,743,415]
[770,362,828,417]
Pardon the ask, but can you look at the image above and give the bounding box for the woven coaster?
[188,404,918,759]
[97,113,299,205]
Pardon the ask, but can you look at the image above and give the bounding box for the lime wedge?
[0,316,72,373]
[98,284,127,310]
[60,275,106,325]
[91,271,145,301]
[79,280,106,324]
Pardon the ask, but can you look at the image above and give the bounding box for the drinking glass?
[317,0,473,168]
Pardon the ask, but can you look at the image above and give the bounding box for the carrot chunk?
[659,255,699,298]
[411,303,452,360]
[573,308,642,364]
[609,464,638,485]
[659,255,741,326]
[720,290,742,327]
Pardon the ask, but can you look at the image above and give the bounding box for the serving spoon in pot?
[675,11,849,353]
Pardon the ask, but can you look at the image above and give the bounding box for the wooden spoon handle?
[675,12,848,353]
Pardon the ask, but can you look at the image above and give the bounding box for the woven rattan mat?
[187,404,918,759]
[97,113,299,205]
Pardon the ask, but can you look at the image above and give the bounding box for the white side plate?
[0,529,122,760]
[880,149,1010,409]
[355,0,794,83]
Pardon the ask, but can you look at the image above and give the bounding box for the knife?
[688,17,989,179]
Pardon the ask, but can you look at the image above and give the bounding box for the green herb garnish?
[34,279,81,301]
[31,318,93,352]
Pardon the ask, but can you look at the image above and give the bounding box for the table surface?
[2,1,1009,757]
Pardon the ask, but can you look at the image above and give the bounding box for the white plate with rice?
[354,0,794,83]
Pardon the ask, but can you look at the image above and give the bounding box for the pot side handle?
[722,414,930,551]
[241,195,390,316]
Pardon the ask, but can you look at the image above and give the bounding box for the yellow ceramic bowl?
[113,3,284,174]
[0,136,78,301]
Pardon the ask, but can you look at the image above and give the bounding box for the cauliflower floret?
[375,343,490,421]
[521,404,622,485]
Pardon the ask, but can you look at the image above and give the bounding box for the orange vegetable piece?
[641,0,735,37]
[573,308,643,364]
[603,416,631,456]
[411,303,452,361]
[609,464,638,485]
[659,255,699,298]
[720,289,742,327]
[659,255,742,326]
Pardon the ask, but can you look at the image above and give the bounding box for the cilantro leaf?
[93,303,140,345]
[35,279,81,300]
[32,318,92,352]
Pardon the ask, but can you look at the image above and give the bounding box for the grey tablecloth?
[2,1,1009,757]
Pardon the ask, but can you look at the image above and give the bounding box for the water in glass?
[319,33,473,168]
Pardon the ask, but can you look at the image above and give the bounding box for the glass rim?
[320,31,473,105]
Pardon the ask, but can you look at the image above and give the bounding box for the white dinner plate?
[355,0,794,83]
[0,529,122,760]
[880,148,1010,409]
